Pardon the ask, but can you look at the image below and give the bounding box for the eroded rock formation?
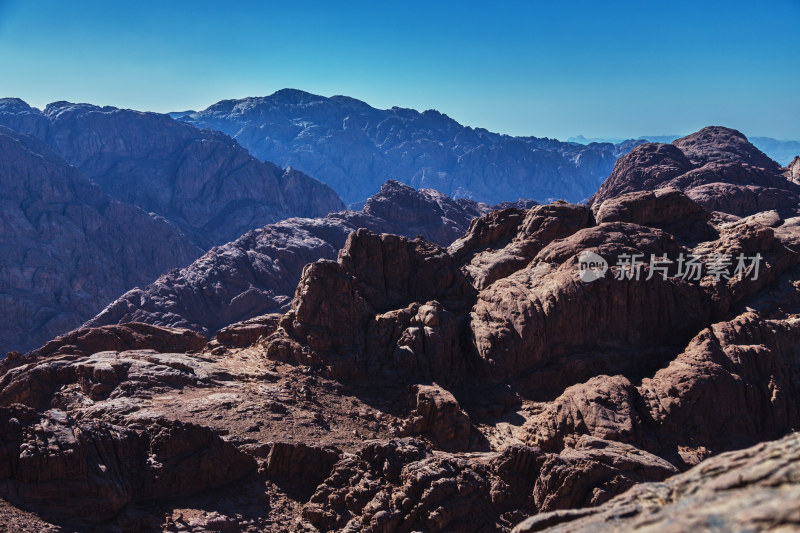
[590,126,800,217]
[1,126,799,531]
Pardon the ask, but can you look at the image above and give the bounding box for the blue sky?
[0,0,798,140]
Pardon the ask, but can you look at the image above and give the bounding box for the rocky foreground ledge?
[513,432,800,532]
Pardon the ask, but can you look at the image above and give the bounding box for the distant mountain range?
[0,126,201,354]
[2,90,797,356]
[0,98,345,353]
[569,134,800,166]
[177,89,644,205]
[0,98,344,249]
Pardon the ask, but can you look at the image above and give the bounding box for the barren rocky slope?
[181,89,642,205]
[86,180,534,337]
[0,98,344,248]
[0,127,201,355]
[2,153,800,530]
[590,126,800,217]
[513,432,800,532]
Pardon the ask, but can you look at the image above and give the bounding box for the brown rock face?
[513,432,800,533]
[33,322,208,359]
[590,127,800,217]
[451,202,593,290]
[3,133,800,531]
[398,384,474,451]
[786,155,800,183]
[672,126,780,170]
[0,406,255,523]
[85,180,510,339]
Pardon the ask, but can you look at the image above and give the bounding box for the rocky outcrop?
[32,322,208,359]
[450,202,593,290]
[256,184,800,398]
[672,126,780,170]
[86,181,512,337]
[2,130,800,531]
[181,89,642,205]
[0,98,344,248]
[590,127,800,217]
[397,384,474,451]
[786,155,800,183]
[0,127,201,355]
[301,436,677,532]
[0,406,255,523]
[513,432,800,533]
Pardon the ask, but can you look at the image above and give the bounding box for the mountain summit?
[180,89,641,205]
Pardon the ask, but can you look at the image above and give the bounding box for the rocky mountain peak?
[182,89,642,205]
[0,98,38,114]
[672,125,779,171]
[590,126,799,216]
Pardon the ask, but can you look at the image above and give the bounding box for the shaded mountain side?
[1,175,800,530]
[590,126,800,217]
[0,98,345,248]
[85,180,535,336]
[180,88,643,205]
[0,126,202,354]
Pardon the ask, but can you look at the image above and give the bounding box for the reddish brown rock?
[87,180,500,339]
[672,126,779,170]
[0,406,255,524]
[33,322,208,359]
[589,127,800,217]
[513,433,800,533]
[301,436,677,533]
[522,375,642,452]
[638,312,800,466]
[0,349,221,410]
[786,155,800,183]
[214,313,283,347]
[470,222,707,387]
[593,188,713,244]
[531,437,678,512]
[452,202,592,290]
[398,383,474,451]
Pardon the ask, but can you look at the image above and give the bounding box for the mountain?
[0,126,201,355]
[571,134,799,167]
[86,180,535,336]
[0,98,344,248]
[589,126,800,217]
[1,126,800,530]
[569,134,681,144]
[178,89,642,205]
[749,136,800,166]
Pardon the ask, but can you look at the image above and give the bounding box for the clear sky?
[0,0,798,140]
